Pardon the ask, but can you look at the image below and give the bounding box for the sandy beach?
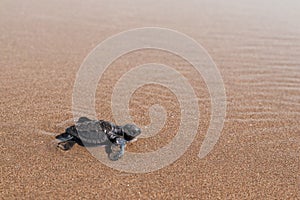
[1,0,299,199]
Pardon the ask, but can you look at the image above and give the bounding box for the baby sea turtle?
[55,117,141,161]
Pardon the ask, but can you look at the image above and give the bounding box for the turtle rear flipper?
[57,140,76,150]
[55,132,76,150]
[55,132,74,142]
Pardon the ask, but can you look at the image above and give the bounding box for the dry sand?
[1,0,299,199]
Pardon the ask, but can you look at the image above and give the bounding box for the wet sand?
[1,0,299,199]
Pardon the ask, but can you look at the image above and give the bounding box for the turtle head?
[122,124,141,141]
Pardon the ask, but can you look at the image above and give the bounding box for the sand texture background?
[1,0,299,199]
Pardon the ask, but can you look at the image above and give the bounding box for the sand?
[1,0,299,199]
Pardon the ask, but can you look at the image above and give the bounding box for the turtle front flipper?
[108,138,126,161]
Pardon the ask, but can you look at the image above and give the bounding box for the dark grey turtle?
[55,117,141,161]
